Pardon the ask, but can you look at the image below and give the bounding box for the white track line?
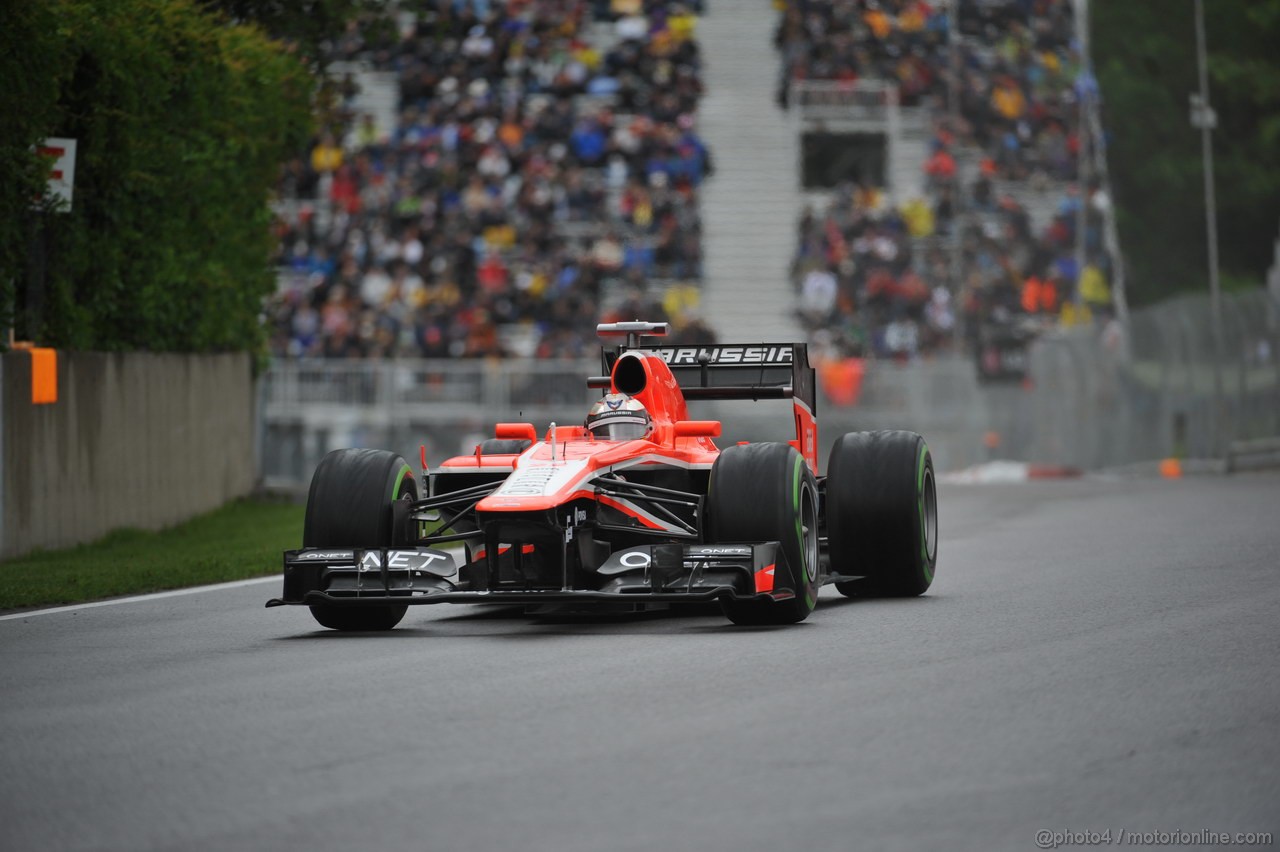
[0,575,280,622]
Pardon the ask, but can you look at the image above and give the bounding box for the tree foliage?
[1093,0,1280,305]
[197,0,388,70]
[0,1,72,330]
[1,0,312,352]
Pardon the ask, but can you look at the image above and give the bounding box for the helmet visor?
[591,421,650,441]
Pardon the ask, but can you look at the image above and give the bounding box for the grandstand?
[265,1,1121,369]
[776,0,1122,375]
[268,0,715,362]
[260,0,1113,478]
[255,1,1276,484]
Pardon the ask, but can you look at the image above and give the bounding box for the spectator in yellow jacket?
[310,130,343,174]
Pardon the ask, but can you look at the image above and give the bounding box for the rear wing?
[597,340,816,416]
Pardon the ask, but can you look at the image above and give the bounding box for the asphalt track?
[2,474,1278,852]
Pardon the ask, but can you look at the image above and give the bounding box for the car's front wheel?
[302,448,417,631]
[706,443,819,625]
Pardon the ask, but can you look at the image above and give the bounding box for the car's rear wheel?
[826,431,937,597]
[707,443,819,625]
[303,448,417,631]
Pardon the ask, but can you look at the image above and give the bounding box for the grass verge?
[0,498,303,611]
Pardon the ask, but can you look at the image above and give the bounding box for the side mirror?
[673,420,721,438]
[495,423,537,443]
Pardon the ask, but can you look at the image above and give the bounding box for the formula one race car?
[268,322,938,630]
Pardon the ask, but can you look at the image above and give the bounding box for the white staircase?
[890,118,931,205]
[696,5,805,345]
[996,180,1067,233]
[330,63,401,145]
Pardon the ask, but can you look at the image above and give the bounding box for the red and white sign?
[37,137,77,212]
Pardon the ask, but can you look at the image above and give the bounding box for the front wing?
[265,542,793,608]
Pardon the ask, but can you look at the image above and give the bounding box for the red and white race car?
[269,322,938,630]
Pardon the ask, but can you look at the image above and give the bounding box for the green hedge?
[1,0,312,352]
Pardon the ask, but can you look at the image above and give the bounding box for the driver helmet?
[585,392,652,441]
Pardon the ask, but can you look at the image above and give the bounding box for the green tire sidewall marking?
[393,463,412,501]
[792,453,815,606]
[916,443,933,585]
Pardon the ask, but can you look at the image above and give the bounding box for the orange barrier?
[12,344,59,404]
[32,348,59,404]
[818,357,865,407]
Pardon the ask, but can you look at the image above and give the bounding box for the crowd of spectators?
[774,0,950,109]
[794,183,951,362]
[775,0,1085,182]
[779,0,1115,366]
[267,0,715,361]
[794,170,1114,363]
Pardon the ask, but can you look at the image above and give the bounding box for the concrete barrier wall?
[2,351,256,559]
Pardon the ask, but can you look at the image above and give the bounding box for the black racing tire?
[478,438,532,455]
[707,443,820,626]
[303,448,418,631]
[826,431,937,598]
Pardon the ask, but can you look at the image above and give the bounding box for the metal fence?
[811,289,1278,471]
[1007,288,1280,468]
[257,352,991,489]
[258,359,600,489]
[256,289,1280,489]
[787,79,928,132]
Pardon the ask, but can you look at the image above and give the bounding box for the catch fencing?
[258,359,599,490]
[256,289,1280,489]
[257,351,990,488]
[1009,289,1280,469]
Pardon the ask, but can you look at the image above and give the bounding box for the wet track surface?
[2,474,1278,851]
